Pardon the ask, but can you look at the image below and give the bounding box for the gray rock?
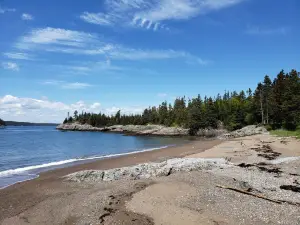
[65,158,230,183]
[57,123,227,137]
[56,123,104,131]
[221,125,268,139]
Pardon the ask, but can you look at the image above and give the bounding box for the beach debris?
[251,144,281,160]
[280,185,300,193]
[290,173,300,177]
[280,140,289,145]
[260,140,275,144]
[237,163,282,174]
[216,185,282,204]
[216,185,300,207]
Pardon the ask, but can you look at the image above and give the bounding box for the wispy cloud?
[245,26,289,35]
[21,13,34,20]
[42,80,93,89]
[1,62,19,71]
[62,82,93,89]
[17,27,97,49]
[0,7,16,14]
[157,93,167,98]
[80,0,246,31]
[80,12,115,25]
[15,27,208,65]
[3,52,33,60]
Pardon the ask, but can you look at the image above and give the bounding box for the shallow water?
[0,126,188,188]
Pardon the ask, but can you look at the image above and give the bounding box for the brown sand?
[1,134,300,225]
[0,138,221,224]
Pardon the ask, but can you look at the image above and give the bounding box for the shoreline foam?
[0,145,173,189]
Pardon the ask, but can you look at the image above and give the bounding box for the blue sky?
[0,0,299,122]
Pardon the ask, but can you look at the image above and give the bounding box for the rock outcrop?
[56,123,104,131]
[222,125,268,139]
[65,158,230,183]
[57,123,226,137]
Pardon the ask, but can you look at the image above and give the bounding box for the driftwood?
[216,185,300,206]
[216,185,300,207]
[216,185,282,204]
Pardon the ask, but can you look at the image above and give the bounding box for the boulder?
[222,125,268,139]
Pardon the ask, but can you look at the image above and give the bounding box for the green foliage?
[264,125,272,131]
[63,118,68,124]
[270,130,300,139]
[245,113,255,125]
[61,69,300,133]
[67,117,73,123]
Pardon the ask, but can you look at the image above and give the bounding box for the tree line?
[0,118,6,126]
[63,69,300,135]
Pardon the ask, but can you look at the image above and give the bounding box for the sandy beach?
[1,134,300,225]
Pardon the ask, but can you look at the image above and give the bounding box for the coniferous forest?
[0,118,5,126]
[64,69,300,135]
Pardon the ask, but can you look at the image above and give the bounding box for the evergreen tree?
[62,69,300,134]
[0,118,6,126]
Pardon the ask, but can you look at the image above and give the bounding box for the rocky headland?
[56,123,267,138]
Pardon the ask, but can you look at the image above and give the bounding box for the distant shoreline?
[4,121,59,126]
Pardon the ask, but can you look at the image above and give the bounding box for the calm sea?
[0,126,188,189]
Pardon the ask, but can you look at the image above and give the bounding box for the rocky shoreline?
[56,123,225,137]
[56,123,267,138]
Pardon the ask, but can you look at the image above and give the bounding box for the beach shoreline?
[0,136,213,190]
[0,138,222,222]
[1,134,300,225]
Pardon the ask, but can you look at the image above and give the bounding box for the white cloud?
[0,95,143,123]
[21,13,34,20]
[80,12,114,25]
[0,7,16,14]
[157,93,167,98]
[2,62,19,71]
[108,48,207,63]
[3,52,33,60]
[245,26,289,35]
[80,0,245,31]
[17,27,97,49]
[62,82,93,89]
[15,27,208,66]
[42,80,93,89]
[104,106,144,115]
[0,95,102,123]
[90,102,101,109]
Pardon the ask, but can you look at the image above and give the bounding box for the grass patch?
[270,130,300,139]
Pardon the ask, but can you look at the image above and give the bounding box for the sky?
[0,0,299,123]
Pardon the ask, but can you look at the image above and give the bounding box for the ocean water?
[0,126,188,189]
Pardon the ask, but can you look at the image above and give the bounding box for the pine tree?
[263,75,272,124]
[0,118,6,126]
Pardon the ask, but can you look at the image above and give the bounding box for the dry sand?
[1,135,300,225]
